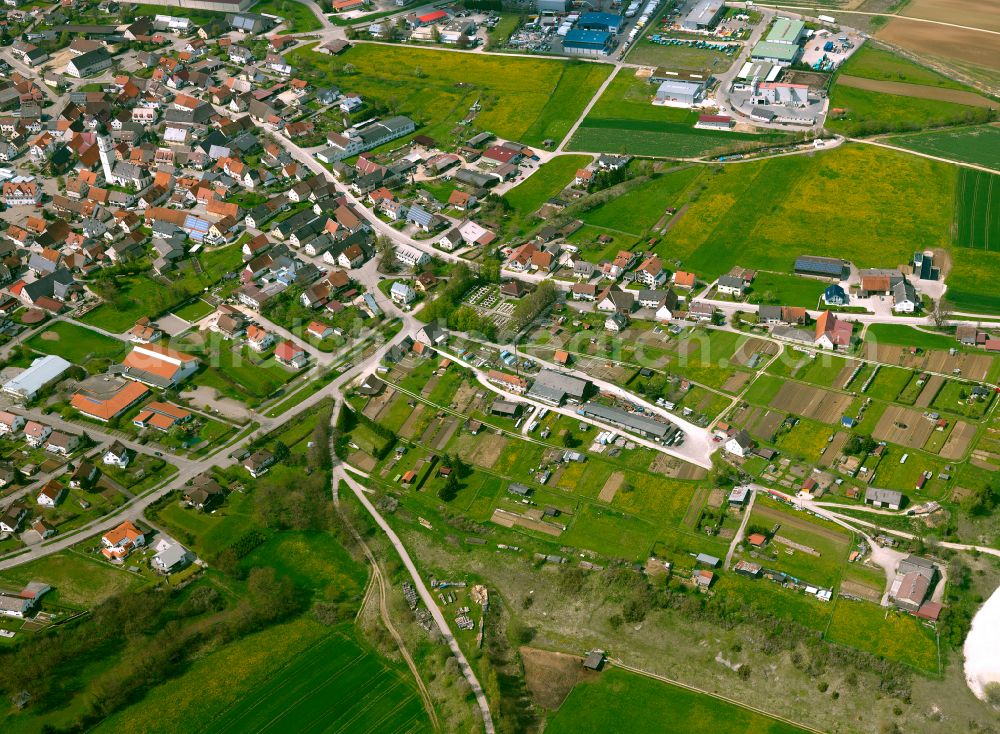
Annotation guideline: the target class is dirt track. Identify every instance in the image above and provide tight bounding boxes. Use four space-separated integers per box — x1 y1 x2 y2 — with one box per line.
837 75 997 107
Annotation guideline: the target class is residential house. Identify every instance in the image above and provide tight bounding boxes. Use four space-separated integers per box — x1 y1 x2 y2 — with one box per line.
101 520 145 561
102 440 131 468
36 480 66 507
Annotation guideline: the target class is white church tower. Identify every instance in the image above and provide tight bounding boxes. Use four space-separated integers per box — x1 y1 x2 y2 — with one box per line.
97 126 116 185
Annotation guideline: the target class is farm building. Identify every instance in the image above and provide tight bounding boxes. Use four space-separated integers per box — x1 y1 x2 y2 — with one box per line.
537 0 569 10
725 429 754 457
577 403 679 443
529 369 590 406
865 487 903 510
681 0 724 30
696 553 720 567
815 311 852 350
508 482 532 497
696 115 734 130
728 486 750 506
563 29 615 56
583 650 606 670
912 251 940 280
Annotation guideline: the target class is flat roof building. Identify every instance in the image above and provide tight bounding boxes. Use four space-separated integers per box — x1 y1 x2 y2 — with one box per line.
682 0 724 30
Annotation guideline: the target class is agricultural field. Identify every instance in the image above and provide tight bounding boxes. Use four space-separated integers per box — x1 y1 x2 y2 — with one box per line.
504 155 592 215
25 322 128 365
875 16 1000 88
954 169 1000 250
580 166 704 235
835 44 980 91
285 44 611 147
884 124 1000 171
568 70 792 158
824 598 940 674
546 666 809 734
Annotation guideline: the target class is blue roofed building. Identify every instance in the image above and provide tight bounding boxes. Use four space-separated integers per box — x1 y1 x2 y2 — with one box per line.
577 12 622 33
563 29 615 56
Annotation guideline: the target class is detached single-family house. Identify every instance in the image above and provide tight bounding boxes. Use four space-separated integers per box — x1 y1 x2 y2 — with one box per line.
724 429 754 458
103 440 131 468
274 340 308 368
36 480 66 508
101 520 145 561
390 281 416 305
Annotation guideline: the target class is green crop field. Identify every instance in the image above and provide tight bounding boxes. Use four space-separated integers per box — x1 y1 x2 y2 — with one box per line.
286 45 611 147
504 155 592 215
570 118 785 158
836 45 976 91
547 667 808 733
885 125 1000 171
208 627 428 733
581 167 703 235
95 617 428 734
824 599 939 674
26 322 128 364
955 169 1000 250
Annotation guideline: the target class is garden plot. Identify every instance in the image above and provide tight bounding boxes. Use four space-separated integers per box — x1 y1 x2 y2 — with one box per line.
729 337 779 368
868 344 993 381
721 371 751 393
873 405 935 449
914 374 945 408
770 382 852 425
939 420 977 460
598 472 626 502
818 432 848 468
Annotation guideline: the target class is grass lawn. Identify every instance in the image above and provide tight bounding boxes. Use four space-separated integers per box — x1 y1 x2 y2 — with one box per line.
825 84 990 137
504 155 592 215
154 489 258 558
0 551 143 608
864 323 959 351
547 666 809 734
187 337 300 404
824 598 939 674
580 166 703 235
863 366 912 403
746 271 824 309
25 322 127 364
745 497 852 588
242 531 367 603
251 0 321 32
713 573 834 632
885 124 1000 171
660 145 958 285
132 3 222 23
285 44 611 147
173 298 216 323
775 418 840 460
560 503 660 560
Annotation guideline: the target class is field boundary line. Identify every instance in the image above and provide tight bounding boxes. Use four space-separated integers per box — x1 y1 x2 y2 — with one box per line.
610 659 826 734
